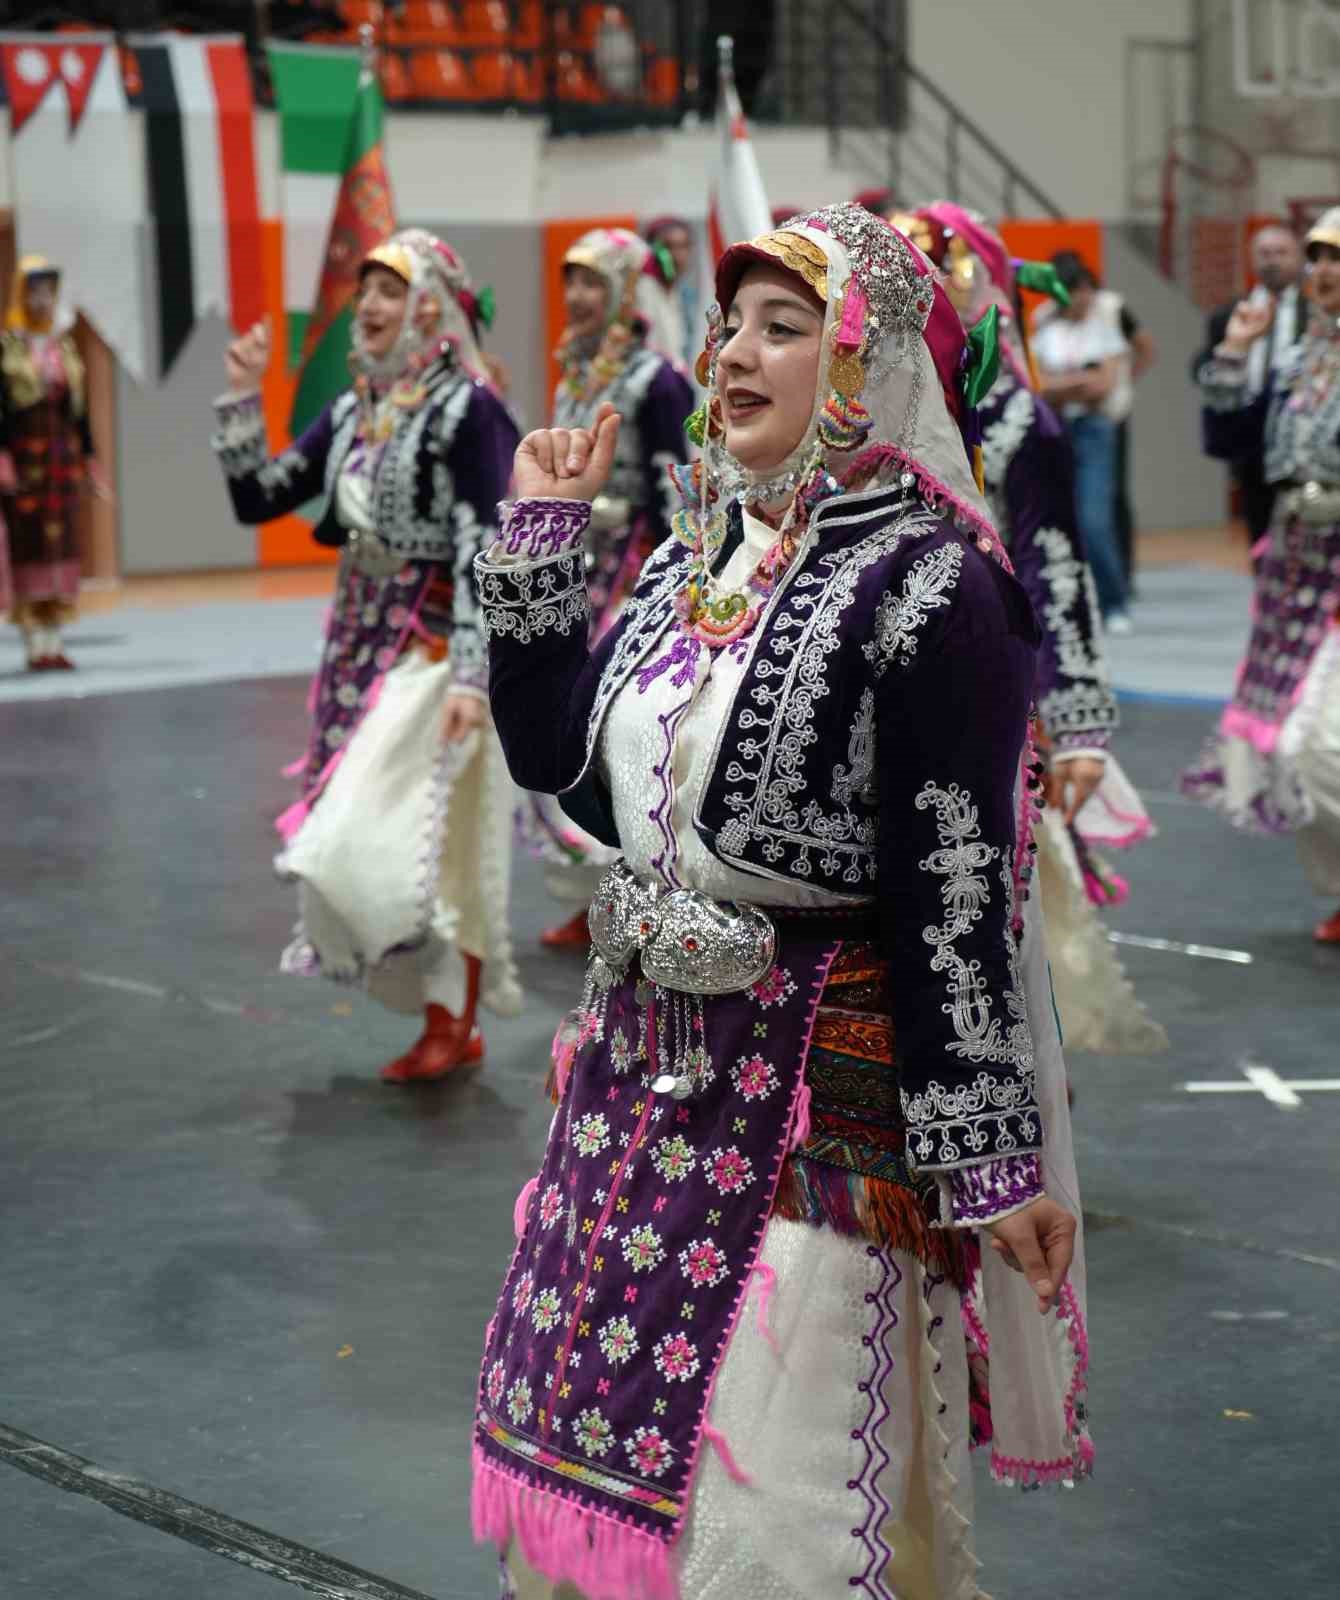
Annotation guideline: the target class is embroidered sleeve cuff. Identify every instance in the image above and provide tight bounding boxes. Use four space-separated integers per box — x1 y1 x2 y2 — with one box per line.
448 678 489 702
475 547 590 648
947 1152 1044 1226
211 389 266 477
489 498 592 564
1052 738 1111 758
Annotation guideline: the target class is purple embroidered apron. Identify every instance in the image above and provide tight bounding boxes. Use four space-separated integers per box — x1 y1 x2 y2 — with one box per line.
473 938 839 1598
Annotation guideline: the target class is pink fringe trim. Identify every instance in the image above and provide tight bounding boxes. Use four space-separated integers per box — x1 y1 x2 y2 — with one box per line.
473 1445 677 1600
280 755 307 779
1220 703 1282 755
751 1261 781 1356
701 1421 753 1486
1082 868 1129 908
513 1177 539 1241
841 441 1015 577
988 1279 1094 1489
789 1080 812 1151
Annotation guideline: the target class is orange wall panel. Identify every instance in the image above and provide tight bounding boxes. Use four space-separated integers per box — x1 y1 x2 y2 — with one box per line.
542 214 638 413
999 218 1105 331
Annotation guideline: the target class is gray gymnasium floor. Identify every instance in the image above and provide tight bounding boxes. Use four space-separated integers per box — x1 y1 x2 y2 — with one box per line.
2 562 1337 1599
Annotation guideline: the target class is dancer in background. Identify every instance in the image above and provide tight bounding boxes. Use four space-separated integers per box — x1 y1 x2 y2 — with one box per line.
0 256 107 671
522 226 694 949
644 215 700 368
907 203 1166 1055
1184 208 1340 944
211 228 523 1078
475 203 1088 1600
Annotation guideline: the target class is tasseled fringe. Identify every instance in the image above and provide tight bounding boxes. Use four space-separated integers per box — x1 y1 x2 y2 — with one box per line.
751 1261 781 1356
701 1421 753 1485
789 1081 812 1151
473 1446 677 1600
771 1155 971 1288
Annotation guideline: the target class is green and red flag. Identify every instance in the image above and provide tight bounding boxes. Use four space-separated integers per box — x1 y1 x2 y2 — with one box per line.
268 40 395 435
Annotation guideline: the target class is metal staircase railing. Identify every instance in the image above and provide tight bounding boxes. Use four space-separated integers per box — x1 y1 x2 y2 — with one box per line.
817 0 1064 218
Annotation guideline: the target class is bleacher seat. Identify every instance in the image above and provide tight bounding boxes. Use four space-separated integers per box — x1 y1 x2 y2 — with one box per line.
118 45 142 97
512 1 543 50
555 49 601 103
340 0 380 28
410 48 474 101
379 47 412 101
645 52 679 107
401 1 460 45
459 1 510 46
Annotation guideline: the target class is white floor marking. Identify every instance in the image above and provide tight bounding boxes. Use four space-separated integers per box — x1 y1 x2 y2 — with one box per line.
1183 1057 1340 1107
1109 931 1254 964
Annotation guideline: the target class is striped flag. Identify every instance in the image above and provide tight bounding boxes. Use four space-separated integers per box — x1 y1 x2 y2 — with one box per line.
0 31 148 378
707 35 771 262
130 33 263 377
283 48 395 435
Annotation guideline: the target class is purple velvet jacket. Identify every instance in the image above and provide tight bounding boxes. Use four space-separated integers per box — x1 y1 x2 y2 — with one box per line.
479 484 1045 1171
979 366 1117 750
213 360 518 687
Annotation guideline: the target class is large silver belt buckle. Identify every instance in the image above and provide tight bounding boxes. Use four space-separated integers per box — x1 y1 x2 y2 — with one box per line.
347 527 406 578
1293 480 1340 527
589 861 777 996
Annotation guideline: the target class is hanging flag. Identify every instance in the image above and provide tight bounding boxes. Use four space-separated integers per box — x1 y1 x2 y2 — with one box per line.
0 30 148 380
129 33 263 378
266 42 365 378
281 42 395 436
707 34 772 262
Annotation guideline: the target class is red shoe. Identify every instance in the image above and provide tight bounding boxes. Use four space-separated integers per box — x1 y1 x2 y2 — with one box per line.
50 653 75 671
542 909 591 949
1314 907 1340 944
411 1024 484 1080
26 656 56 672
380 1004 484 1083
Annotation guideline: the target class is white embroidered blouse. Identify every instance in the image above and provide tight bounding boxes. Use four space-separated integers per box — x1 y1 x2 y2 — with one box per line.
598 508 857 911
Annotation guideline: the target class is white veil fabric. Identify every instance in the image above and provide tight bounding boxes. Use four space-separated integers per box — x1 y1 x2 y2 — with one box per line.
354 227 494 390
705 204 1002 552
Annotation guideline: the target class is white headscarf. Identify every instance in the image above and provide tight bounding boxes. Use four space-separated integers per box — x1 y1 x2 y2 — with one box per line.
704 202 998 544
354 227 492 389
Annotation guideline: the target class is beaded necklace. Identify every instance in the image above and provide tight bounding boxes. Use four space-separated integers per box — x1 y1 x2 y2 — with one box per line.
353 334 454 445
671 440 844 650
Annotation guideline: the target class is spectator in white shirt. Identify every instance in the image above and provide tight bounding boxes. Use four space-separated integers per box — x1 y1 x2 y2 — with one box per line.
1032 254 1133 631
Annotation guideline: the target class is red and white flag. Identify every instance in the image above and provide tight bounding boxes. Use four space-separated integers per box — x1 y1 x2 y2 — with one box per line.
0 38 103 133
707 35 772 262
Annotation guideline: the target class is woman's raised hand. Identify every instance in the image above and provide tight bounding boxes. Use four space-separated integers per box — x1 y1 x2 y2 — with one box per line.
225 315 272 394
1221 297 1274 355
514 402 621 503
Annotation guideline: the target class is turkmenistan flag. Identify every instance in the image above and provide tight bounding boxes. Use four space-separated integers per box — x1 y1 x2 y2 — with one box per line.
267 42 395 434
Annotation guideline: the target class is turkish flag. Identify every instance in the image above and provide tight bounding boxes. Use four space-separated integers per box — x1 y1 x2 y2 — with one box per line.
1 42 60 134
58 43 105 133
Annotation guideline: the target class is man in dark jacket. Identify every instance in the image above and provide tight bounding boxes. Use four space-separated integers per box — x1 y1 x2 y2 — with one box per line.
1194 223 1304 545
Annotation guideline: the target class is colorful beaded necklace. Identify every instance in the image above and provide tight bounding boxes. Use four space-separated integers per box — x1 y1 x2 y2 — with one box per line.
671 440 843 650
